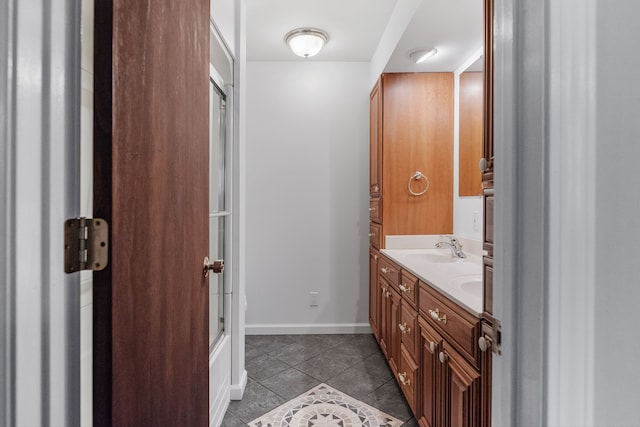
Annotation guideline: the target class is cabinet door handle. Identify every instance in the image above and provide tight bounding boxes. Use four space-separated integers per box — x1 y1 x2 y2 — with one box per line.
429 341 436 353
373 185 379 192
428 308 448 324
478 335 492 352
369 207 377 212
398 284 411 293
398 323 411 334
479 157 488 172
398 372 411 386
374 255 379 260
439 351 448 364
369 233 376 237
381 267 390 274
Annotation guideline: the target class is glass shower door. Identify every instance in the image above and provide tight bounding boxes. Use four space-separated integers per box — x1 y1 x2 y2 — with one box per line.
209 78 227 349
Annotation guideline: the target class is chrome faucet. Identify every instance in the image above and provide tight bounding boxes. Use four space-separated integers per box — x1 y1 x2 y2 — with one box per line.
435 235 466 258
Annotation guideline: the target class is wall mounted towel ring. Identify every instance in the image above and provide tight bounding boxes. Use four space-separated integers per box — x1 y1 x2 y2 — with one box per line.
408 171 429 196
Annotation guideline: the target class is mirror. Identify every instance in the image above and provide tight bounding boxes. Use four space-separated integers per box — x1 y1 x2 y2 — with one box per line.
382 0 485 240
458 56 484 197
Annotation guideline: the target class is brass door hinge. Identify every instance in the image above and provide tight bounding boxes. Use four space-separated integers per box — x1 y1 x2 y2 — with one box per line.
64 217 109 273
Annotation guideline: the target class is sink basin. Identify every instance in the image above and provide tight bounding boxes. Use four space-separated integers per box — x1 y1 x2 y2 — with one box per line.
449 275 482 295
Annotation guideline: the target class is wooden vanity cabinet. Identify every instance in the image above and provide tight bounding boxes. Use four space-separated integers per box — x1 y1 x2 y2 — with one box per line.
368 73 454 251
373 254 490 427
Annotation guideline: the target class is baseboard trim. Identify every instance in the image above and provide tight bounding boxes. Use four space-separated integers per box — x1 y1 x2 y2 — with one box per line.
245 323 372 335
229 369 247 401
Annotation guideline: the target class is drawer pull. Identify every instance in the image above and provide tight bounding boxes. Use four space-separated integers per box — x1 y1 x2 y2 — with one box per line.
381 287 387 297
369 233 376 238
398 323 411 334
373 185 379 192
478 335 491 352
428 308 448 324
381 267 390 274
439 351 448 364
369 207 377 212
429 341 436 353
398 283 412 293
374 255 379 260
398 372 411 386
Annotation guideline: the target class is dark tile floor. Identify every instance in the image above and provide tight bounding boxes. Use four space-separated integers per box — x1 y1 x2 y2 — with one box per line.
222 334 418 427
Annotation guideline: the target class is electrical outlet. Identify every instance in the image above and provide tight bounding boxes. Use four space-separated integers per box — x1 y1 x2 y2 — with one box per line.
309 292 319 307
473 211 480 232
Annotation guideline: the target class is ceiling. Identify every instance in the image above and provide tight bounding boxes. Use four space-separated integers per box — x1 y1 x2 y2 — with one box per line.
245 0 483 72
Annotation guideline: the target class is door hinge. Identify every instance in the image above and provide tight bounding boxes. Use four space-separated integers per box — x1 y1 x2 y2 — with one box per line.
489 319 502 355
64 217 109 273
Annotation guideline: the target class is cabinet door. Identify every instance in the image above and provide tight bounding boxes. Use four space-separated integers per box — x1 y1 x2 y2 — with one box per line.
419 319 443 427
379 279 390 357
388 287 402 373
370 78 382 196
441 343 481 427
369 248 380 340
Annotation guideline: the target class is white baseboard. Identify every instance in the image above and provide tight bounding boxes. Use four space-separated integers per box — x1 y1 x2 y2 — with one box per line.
229 369 247 401
245 323 372 335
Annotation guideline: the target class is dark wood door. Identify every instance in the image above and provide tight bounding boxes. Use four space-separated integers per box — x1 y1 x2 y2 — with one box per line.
93 0 210 425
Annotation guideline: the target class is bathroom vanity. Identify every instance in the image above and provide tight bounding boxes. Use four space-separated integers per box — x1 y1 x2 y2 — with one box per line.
370 242 492 427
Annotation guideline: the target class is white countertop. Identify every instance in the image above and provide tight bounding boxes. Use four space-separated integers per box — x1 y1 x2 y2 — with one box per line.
381 248 483 316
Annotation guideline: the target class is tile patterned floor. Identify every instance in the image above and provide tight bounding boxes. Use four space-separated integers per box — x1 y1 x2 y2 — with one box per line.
222 334 418 427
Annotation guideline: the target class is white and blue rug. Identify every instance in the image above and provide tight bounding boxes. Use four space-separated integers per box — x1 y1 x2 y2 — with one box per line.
248 383 402 427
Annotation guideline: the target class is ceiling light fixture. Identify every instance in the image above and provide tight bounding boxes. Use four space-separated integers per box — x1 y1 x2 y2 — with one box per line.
409 48 438 64
285 28 329 58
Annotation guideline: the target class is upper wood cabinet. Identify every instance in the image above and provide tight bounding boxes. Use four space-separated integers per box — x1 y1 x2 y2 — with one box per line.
370 73 454 247
370 78 383 197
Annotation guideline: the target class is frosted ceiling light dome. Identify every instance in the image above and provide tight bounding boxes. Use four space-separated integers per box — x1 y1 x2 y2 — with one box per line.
285 28 329 58
409 48 438 64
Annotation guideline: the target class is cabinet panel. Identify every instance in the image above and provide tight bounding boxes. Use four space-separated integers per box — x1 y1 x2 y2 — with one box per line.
419 317 443 427
379 255 401 291
399 303 419 361
370 197 381 224
369 223 382 249
400 270 418 309
379 278 391 358
442 342 481 427
381 73 454 237
482 256 493 315
370 78 382 197
388 287 402 373
483 188 494 254
369 248 380 340
398 344 419 415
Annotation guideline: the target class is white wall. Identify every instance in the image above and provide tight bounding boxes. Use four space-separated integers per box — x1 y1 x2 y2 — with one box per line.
245 61 370 334
593 1 640 424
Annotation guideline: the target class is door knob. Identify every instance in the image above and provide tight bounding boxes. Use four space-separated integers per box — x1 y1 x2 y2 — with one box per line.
203 257 224 277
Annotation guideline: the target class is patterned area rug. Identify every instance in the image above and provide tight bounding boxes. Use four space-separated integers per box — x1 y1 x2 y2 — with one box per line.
248 383 403 427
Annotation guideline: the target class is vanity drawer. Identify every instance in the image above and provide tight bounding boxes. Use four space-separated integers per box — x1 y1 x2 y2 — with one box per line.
419 282 481 367
399 270 418 308
399 303 419 361
369 197 381 223
378 256 401 289
397 343 418 415
369 223 382 249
